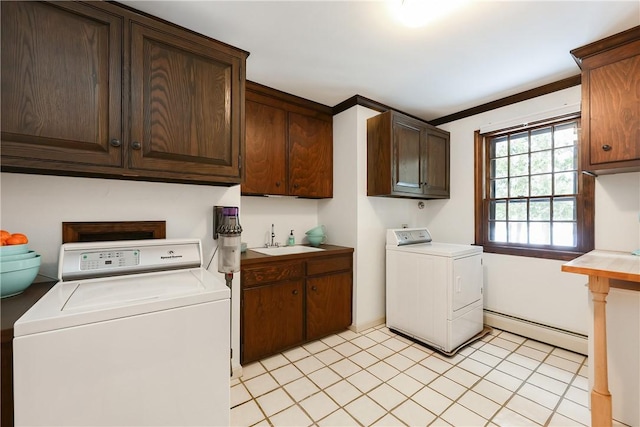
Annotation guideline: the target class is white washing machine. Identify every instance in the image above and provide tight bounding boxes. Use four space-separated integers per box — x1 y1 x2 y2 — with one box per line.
13 239 230 426
386 228 483 353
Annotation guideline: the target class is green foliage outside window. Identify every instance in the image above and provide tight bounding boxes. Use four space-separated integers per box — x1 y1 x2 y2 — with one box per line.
487 120 579 248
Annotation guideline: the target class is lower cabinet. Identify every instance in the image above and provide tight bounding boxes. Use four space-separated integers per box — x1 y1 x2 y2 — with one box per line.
241 251 353 364
242 280 304 364
306 272 352 341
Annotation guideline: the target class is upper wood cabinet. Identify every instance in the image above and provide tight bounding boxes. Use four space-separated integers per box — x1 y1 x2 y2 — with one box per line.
1 2 123 169
243 81 333 198
367 110 450 199
1 1 248 185
571 26 640 175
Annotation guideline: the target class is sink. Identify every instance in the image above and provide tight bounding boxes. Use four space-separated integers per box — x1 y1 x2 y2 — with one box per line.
251 246 325 256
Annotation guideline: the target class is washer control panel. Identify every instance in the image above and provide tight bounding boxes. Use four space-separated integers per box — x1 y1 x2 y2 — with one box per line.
58 239 203 281
80 250 140 271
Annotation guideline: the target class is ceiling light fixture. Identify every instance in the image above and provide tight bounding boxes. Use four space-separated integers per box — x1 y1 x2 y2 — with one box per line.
389 0 470 28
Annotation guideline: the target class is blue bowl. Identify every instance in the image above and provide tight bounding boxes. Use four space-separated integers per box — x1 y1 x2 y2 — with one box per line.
305 225 326 237
0 244 29 256
307 235 325 247
0 254 41 298
0 250 37 262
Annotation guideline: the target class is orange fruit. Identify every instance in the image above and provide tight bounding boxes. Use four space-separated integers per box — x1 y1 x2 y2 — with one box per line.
6 233 28 245
0 230 9 241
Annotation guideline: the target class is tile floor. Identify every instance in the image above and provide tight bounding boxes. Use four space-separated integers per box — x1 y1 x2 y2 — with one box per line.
231 325 626 426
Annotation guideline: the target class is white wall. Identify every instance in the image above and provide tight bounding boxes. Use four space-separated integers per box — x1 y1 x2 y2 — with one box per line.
319 105 428 331
240 196 319 248
435 85 640 338
0 172 245 373
592 171 640 426
594 172 640 251
434 87 583 335
603 287 640 426
5 85 637 374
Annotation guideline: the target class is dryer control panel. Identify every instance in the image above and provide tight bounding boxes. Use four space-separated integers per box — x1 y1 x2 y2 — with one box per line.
387 228 433 246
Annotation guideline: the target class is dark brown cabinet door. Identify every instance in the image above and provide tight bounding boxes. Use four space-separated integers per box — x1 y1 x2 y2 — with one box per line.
587 52 640 165
392 115 423 195
1 1 123 169
572 27 640 174
241 280 304 364
289 112 333 198
129 22 243 181
306 271 352 341
243 99 287 195
423 128 450 197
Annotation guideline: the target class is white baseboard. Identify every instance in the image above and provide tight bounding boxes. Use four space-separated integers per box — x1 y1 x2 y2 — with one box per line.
350 317 386 333
484 310 587 355
231 363 243 380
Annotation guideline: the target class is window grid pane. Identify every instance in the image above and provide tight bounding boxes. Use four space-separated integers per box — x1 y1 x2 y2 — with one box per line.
487 119 579 248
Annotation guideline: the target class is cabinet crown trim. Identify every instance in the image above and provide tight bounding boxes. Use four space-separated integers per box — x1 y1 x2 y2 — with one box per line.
570 25 640 67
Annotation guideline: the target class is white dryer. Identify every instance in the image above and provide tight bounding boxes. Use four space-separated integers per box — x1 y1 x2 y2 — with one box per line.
386 228 483 353
13 239 230 426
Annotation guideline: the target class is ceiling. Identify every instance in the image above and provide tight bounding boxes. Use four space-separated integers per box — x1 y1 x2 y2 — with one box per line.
121 0 639 121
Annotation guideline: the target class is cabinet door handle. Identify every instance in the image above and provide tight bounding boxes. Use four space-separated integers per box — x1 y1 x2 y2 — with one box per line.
602 144 612 151
292 289 298 295
131 141 142 150
275 181 281 187
293 183 299 189
110 138 122 147
311 286 317 291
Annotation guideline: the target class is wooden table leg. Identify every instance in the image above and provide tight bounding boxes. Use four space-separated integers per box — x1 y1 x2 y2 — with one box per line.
589 275 612 427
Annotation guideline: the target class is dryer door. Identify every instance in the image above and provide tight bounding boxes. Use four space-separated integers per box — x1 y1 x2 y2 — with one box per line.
451 254 483 313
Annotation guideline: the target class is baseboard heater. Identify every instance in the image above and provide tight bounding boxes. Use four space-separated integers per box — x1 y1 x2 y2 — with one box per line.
484 310 587 355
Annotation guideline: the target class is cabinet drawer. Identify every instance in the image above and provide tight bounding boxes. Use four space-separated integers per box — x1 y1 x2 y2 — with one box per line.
306 255 352 276
242 261 304 287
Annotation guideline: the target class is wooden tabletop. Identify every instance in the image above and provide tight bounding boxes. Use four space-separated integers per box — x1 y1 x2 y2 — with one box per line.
562 250 640 283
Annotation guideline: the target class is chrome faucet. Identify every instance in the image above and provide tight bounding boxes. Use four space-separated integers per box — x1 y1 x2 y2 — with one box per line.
271 224 276 246
265 224 280 247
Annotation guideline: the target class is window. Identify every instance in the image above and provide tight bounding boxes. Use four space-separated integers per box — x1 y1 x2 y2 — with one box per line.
474 116 594 260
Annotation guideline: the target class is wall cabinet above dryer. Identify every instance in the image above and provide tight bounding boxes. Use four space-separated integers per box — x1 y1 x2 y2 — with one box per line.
367 110 450 199
0 1 248 186
243 82 333 198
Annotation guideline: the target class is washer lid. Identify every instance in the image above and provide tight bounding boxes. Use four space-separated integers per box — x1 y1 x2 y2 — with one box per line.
64 270 212 311
14 268 229 337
